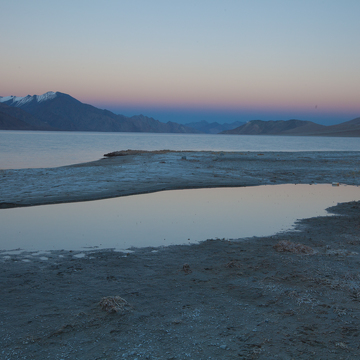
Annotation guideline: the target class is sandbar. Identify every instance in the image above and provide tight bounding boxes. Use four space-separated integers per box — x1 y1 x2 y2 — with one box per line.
1 150 359 208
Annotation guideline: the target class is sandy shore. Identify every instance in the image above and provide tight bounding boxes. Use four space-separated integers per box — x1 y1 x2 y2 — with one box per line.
1 200 360 359
1 151 360 359
1 150 359 208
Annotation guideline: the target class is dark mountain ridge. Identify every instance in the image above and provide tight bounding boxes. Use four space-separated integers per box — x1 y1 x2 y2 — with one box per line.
313 117 360 137
184 120 245 134
1 92 359 136
0 102 55 130
222 118 360 137
0 107 35 130
0 92 198 133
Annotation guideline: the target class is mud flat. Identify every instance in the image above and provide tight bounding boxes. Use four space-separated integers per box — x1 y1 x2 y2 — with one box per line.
1 150 360 359
0 150 359 208
0 200 360 359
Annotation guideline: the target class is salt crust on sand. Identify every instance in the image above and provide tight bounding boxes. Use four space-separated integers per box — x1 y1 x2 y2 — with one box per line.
1 151 359 208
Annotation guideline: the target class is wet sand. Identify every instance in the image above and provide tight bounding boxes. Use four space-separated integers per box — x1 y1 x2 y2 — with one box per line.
1 201 360 359
1 150 359 208
1 151 360 359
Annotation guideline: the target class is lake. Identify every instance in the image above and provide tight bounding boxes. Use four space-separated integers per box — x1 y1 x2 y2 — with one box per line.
1 131 359 253
1 184 359 252
1 130 359 169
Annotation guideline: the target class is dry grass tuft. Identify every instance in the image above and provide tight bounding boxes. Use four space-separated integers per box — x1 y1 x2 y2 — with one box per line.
335 341 349 350
225 260 242 268
326 249 358 256
182 263 192 274
273 241 315 255
99 296 130 313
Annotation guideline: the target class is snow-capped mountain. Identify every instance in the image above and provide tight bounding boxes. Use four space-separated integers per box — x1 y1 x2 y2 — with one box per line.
0 91 198 133
0 91 57 107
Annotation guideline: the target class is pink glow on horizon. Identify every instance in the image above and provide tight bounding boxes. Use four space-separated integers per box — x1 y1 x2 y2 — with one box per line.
86 95 360 116
1 1 360 127
1 82 359 121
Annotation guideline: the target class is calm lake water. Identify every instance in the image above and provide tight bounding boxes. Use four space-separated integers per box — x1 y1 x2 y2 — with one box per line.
1 131 359 253
1 184 359 252
1 130 359 169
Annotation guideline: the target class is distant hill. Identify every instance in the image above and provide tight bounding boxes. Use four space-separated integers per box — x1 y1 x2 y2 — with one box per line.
313 117 360 137
0 92 198 133
221 119 360 137
184 120 245 134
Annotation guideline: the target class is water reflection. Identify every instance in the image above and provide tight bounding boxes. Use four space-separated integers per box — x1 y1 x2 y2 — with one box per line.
1 184 359 251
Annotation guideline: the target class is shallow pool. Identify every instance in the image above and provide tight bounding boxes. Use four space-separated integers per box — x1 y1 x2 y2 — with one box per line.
1 184 359 251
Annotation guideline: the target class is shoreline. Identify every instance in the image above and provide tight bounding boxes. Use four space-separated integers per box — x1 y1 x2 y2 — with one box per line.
1 150 359 208
1 200 360 358
1 150 360 358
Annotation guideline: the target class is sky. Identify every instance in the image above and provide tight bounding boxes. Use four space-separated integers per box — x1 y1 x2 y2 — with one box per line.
1 0 360 125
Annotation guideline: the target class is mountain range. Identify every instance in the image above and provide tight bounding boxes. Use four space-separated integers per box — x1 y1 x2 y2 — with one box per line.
184 120 245 134
1 91 359 136
221 119 360 137
0 92 198 133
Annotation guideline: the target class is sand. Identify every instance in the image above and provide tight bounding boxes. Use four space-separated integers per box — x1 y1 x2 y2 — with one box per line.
1 151 360 359
1 150 359 208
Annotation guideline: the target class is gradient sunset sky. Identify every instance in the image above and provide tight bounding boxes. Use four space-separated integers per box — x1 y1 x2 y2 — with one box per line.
1 0 359 125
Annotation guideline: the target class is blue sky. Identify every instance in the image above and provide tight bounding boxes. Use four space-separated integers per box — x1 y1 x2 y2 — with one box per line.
1 0 360 125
